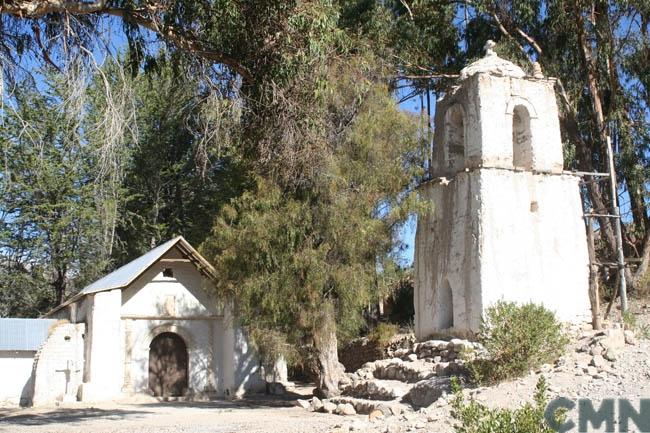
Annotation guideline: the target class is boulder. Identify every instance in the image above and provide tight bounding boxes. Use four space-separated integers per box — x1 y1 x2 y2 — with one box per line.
624 330 638 345
590 354 607 369
322 401 338 414
599 328 625 351
336 403 357 416
603 348 618 362
312 396 324 412
406 377 452 408
295 399 312 410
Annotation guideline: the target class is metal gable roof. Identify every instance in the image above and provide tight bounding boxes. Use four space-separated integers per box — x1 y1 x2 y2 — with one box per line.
45 236 217 316
80 237 180 296
0 318 57 351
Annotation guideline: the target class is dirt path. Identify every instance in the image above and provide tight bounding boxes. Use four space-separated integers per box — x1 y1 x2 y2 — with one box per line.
0 399 349 433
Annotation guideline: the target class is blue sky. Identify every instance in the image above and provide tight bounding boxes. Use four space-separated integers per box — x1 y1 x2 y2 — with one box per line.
394 89 433 268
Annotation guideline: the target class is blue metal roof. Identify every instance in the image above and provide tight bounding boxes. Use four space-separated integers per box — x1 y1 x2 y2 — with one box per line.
0 318 57 351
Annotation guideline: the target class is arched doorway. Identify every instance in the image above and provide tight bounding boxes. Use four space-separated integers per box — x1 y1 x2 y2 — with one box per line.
148 332 188 397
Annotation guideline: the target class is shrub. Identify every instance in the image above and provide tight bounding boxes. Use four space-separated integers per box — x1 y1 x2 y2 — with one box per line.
368 322 400 349
451 376 562 433
622 310 650 340
469 301 568 384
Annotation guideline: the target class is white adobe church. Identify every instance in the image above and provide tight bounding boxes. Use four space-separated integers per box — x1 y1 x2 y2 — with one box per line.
414 42 591 339
0 236 266 406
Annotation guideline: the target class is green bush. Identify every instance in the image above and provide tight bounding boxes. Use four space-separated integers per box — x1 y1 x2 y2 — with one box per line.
469 301 568 384
368 322 400 349
451 376 562 433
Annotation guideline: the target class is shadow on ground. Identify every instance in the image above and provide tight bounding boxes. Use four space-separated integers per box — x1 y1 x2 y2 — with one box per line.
0 389 311 426
0 408 151 426
140 388 309 409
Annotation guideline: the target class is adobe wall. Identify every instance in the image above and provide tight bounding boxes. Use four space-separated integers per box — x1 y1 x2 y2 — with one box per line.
0 350 37 406
78 289 123 402
414 169 591 339
120 250 264 398
31 322 85 406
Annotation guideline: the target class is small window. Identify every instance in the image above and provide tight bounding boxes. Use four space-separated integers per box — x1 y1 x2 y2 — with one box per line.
163 268 174 278
64 336 71 341
512 105 533 169
444 104 466 173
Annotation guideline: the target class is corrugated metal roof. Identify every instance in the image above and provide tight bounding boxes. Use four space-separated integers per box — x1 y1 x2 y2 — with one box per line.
80 236 181 296
0 318 57 351
44 236 218 317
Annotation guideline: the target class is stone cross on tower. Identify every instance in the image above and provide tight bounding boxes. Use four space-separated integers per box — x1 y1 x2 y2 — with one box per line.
483 39 497 56
413 43 591 339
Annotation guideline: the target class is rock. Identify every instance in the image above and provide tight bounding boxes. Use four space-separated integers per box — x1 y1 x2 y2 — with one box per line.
586 366 598 376
600 328 625 351
624 330 638 345
337 403 357 416
384 425 403 433
323 401 338 414
589 345 603 356
407 353 418 362
369 409 385 422
603 348 618 362
349 421 367 431
406 377 451 407
590 354 607 369
296 399 312 410
267 382 286 395
312 396 324 412
375 404 393 417
345 378 411 400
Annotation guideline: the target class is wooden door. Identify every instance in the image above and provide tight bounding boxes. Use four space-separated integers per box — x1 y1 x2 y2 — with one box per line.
148 332 188 397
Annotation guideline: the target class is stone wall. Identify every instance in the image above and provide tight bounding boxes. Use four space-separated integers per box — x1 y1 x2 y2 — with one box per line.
31 322 84 406
339 334 415 373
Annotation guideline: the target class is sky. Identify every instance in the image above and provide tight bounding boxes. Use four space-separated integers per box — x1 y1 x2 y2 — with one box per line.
394 88 435 268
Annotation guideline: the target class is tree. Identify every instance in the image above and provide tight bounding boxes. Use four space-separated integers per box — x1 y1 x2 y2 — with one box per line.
201 61 423 396
100 59 251 264
0 73 109 315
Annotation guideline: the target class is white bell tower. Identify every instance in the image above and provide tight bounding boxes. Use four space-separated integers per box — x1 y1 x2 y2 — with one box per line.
413 42 591 338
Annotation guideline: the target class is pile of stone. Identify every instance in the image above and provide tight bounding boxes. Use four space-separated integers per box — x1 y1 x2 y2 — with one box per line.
338 333 416 373
300 337 484 416
574 326 636 378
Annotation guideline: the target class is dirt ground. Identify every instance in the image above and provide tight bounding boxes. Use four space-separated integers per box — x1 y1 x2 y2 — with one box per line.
0 392 349 433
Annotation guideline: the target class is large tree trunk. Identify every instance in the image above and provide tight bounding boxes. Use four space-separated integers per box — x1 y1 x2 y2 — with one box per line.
313 304 346 398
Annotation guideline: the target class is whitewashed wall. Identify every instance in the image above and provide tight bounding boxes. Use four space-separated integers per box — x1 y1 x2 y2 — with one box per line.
32 323 85 406
0 351 36 405
120 247 264 398
415 62 591 339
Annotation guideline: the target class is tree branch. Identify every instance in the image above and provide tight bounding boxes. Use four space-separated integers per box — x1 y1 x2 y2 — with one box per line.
0 0 253 81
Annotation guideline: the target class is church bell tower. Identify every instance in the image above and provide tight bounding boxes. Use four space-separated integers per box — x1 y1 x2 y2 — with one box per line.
413 42 591 338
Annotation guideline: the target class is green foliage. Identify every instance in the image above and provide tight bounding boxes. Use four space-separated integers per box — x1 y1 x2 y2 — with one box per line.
201 64 422 365
0 73 110 314
451 376 562 433
99 60 251 265
622 311 650 340
368 322 400 349
622 310 637 330
469 302 568 384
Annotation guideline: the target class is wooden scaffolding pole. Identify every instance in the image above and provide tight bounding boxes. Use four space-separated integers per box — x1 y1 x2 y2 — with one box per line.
585 215 602 329
606 136 628 313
